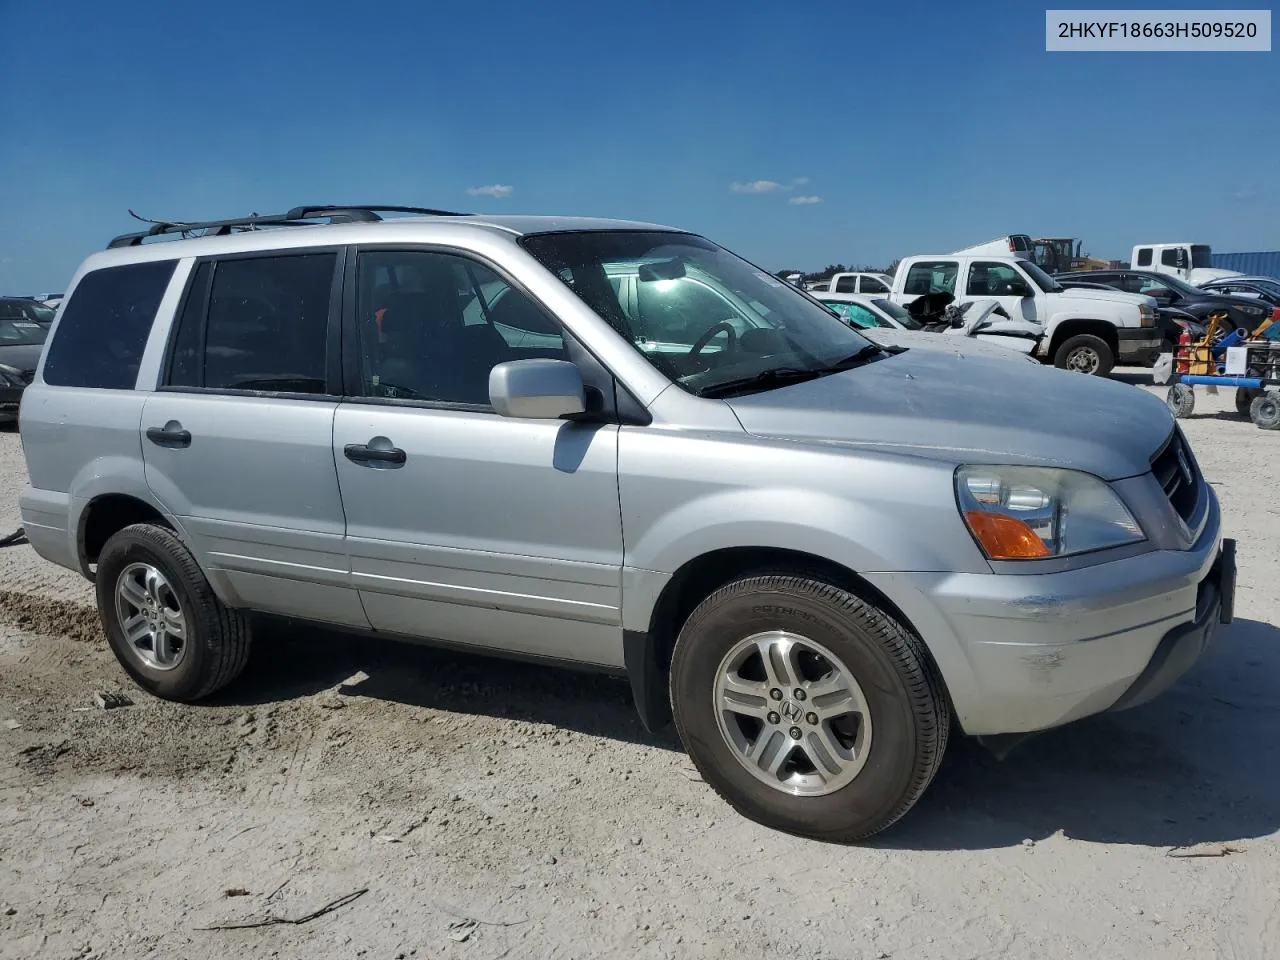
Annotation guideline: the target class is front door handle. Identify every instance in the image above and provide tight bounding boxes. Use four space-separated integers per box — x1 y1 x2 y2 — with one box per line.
146 422 192 449
343 441 407 467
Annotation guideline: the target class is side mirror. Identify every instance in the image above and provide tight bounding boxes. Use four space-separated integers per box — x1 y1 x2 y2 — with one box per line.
1008 281 1033 297
489 359 586 420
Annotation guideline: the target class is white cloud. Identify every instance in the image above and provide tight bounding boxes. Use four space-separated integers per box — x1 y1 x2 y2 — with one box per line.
467 184 514 199
730 180 783 194
788 195 823 205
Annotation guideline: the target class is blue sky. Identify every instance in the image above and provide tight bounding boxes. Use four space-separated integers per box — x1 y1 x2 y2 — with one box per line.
1 0 1276 292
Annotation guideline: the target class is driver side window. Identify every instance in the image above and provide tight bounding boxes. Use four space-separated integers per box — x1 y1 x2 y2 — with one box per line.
355 249 569 408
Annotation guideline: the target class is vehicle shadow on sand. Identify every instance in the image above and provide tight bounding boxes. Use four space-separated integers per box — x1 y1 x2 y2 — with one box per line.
214 616 684 752
877 617 1280 851
215 616 1280 850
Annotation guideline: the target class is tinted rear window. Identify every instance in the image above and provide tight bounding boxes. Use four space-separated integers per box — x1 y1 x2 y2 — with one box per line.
42 260 176 389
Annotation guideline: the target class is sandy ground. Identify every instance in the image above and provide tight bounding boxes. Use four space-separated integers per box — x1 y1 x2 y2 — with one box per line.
1 371 1278 960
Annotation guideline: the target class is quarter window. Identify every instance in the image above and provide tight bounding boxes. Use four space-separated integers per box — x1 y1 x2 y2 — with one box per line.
166 253 336 394
903 261 958 296
42 260 177 390
355 250 568 407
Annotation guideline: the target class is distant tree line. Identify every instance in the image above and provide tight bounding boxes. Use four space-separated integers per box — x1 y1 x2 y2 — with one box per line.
774 260 901 283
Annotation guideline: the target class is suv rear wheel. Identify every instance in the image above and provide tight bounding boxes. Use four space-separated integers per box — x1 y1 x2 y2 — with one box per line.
95 523 252 701
669 574 949 841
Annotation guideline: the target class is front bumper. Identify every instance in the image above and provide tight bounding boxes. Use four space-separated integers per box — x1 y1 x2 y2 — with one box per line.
865 491 1231 736
1110 537 1235 711
1116 327 1167 364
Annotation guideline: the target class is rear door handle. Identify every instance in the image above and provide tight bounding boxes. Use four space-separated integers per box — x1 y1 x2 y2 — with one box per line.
146 423 192 449
343 442 406 467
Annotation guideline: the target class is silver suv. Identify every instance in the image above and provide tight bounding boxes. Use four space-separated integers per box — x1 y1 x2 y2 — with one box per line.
19 205 1236 840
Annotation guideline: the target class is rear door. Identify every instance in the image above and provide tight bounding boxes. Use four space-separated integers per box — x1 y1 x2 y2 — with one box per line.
140 248 368 627
897 259 959 308
332 246 624 666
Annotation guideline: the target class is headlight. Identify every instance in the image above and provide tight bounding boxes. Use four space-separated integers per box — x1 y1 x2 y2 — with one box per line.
0 364 23 387
1138 303 1155 327
956 465 1144 560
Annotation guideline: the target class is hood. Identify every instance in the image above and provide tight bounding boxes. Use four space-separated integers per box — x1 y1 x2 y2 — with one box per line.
1055 286 1152 307
0 342 44 375
725 348 1173 481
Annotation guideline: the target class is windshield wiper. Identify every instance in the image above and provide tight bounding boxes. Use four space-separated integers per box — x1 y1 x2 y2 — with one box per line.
823 343 884 369
696 367 827 398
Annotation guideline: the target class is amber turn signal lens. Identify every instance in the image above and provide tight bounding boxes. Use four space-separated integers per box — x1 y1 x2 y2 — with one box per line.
964 511 1051 560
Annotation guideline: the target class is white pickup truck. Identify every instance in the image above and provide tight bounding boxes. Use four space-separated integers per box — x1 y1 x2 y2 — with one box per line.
888 253 1163 375
1130 242 1243 287
804 271 894 296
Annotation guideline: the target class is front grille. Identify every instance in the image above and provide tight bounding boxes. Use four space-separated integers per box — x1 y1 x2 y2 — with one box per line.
1151 427 1200 522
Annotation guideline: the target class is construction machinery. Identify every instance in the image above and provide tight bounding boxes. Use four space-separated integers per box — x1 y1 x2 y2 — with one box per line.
1032 238 1116 275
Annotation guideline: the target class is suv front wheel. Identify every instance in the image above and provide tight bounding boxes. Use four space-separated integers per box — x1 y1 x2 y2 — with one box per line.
95 523 252 701
669 574 950 841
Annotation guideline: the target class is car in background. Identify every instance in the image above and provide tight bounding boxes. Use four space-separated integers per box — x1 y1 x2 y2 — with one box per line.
1198 276 1280 308
0 297 58 328
815 292 1042 364
0 313 49 423
813 292 922 330
1058 268 1273 336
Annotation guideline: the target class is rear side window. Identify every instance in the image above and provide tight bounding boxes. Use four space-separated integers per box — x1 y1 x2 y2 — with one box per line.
903 261 958 296
834 275 857 293
1161 248 1181 267
42 260 176 389
166 253 337 394
1135 247 1152 266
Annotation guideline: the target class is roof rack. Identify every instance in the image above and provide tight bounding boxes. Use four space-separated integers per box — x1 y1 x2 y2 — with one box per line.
106 205 470 249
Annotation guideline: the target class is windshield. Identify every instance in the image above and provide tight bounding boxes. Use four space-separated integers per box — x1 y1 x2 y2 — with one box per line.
1149 272 1203 297
871 298 922 330
1190 245 1213 269
519 231 876 395
0 317 49 346
1017 260 1062 293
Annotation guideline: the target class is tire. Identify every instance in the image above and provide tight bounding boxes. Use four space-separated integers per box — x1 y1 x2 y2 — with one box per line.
95 523 252 701
1250 391 1280 430
669 574 950 842
1235 367 1263 419
1053 334 1114 377
1236 387 1259 418
1166 383 1195 419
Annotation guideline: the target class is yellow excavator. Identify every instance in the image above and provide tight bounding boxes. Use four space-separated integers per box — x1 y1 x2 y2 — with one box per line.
1032 238 1115 275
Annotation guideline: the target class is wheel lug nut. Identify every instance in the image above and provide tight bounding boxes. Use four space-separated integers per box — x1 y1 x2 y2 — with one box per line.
806 712 818 725
789 726 803 740
769 688 783 701
793 688 806 701
767 711 781 725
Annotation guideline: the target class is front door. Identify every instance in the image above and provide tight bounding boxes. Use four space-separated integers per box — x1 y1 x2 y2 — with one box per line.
332 247 625 667
962 260 1041 327
141 250 368 627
